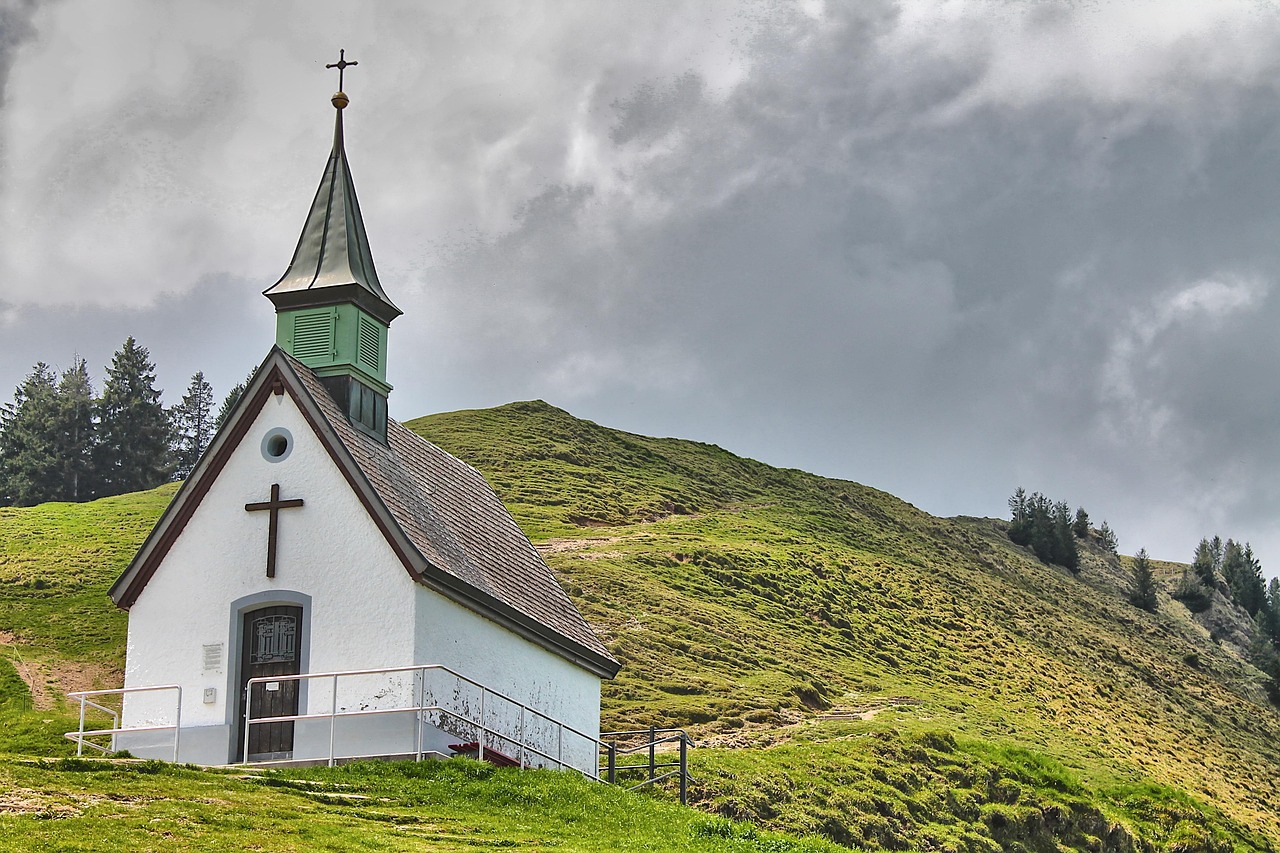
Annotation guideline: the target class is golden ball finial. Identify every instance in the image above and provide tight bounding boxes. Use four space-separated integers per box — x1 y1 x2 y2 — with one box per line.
332 91 349 109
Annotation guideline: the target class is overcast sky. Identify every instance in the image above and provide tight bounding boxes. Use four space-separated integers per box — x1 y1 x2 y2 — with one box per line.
6 0 1280 571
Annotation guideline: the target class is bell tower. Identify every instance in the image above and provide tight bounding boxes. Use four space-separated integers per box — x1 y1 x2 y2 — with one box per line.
263 51 401 441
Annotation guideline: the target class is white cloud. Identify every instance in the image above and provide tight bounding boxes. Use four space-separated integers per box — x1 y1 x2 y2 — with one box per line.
1099 275 1268 444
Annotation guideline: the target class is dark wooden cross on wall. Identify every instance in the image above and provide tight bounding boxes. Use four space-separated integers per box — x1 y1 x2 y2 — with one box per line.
245 483 304 578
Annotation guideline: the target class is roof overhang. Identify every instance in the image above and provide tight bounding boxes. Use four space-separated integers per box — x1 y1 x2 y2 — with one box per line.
266 282 402 325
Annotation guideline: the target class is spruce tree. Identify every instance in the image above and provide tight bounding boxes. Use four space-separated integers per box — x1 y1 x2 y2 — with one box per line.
1073 507 1090 539
1264 579 1280 648
95 337 172 496
214 370 255 430
1028 492 1056 564
1191 538 1218 587
1008 488 1032 546
0 363 62 505
1098 521 1118 555
1233 544 1266 616
1008 489 1083 572
1129 548 1158 612
171 371 215 480
53 358 96 501
1052 500 1079 572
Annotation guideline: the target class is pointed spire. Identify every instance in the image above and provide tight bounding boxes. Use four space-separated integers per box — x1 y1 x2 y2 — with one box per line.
264 79 401 324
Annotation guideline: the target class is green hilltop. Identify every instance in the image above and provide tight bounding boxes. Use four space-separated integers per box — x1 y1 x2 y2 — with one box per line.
0 399 1277 851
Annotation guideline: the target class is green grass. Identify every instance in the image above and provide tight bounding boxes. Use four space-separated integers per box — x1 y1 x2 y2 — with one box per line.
0 757 842 852
1 400 1279 849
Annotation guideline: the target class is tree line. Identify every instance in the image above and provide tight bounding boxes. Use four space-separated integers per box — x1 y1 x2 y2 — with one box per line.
0 338 246 507
1007 487 1117 574
1170 535 1280 700
1007 487 1155 612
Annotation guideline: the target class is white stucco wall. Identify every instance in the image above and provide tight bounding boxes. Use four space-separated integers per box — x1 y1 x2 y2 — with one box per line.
121 391 418 763
119 386 604 772
413 588 602 772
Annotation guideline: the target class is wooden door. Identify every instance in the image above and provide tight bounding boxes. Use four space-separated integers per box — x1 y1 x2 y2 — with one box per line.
236 605 302 760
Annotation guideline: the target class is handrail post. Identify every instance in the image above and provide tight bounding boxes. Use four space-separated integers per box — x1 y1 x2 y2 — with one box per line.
679 734 688 805
478 688 485 763
414 667 424 762
329 673 338 767
607 742 616 785
648 725 656 783
519 706 526 769
242 688 252 764
557 725 563 770
76 696 86 757
172 687 182 763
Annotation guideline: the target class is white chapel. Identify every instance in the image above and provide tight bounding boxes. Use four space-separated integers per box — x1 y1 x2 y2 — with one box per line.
103 58 619 770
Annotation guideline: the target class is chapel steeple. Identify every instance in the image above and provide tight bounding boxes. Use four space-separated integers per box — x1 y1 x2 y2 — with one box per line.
264 51 400 441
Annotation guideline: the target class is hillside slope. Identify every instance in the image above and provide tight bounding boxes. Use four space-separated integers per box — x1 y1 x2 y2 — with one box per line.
0 400 1276 850
407 401 1280 847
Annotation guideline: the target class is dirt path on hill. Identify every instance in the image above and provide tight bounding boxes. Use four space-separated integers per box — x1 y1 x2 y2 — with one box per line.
537 536 633 558
3 636 119 710
8 656 54 709
697 698 926 750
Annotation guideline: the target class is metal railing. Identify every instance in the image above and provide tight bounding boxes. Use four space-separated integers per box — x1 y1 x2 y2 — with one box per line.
600 726 694 804
61 671 697 807
242 664 601 777
64 685 182 761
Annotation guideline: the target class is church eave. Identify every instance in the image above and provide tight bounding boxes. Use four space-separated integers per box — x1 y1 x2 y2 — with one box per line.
266 282 402 325
409 563 622 679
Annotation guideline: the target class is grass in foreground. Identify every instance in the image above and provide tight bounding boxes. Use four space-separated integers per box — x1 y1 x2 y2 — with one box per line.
0 756 839 853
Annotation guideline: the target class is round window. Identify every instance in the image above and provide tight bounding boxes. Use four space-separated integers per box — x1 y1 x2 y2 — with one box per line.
261 428 293 463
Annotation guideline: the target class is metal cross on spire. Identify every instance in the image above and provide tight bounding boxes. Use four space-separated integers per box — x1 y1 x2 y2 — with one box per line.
326 48 358 92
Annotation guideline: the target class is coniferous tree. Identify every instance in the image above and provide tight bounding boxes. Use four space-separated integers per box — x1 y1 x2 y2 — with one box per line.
1219 540 1266 614
1028 492 1057 564
1008 488 1031 546
1098 521 1118 555
1262 579 1280 648
1052 500 1079 572
1007 489 1082 572
1191 537 1219 587
1173 567 1213 613
171 371 215 480
1129 548 1158 612
214 370 255 430
1073 507 1090 539
1222 539 1245 593
95 337 171 496
0 363 62 506
52 358 97 501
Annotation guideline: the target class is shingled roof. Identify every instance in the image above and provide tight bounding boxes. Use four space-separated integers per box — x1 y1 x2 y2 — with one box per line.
110 348 619 679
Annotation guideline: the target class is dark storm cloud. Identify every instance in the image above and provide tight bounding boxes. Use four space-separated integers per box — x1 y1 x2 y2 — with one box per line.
408 3 1280 566
5 1 1280 568
0 0 37 106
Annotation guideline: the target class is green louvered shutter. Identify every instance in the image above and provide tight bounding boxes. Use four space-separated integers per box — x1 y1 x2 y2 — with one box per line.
292 311 334 362
357 315 381 373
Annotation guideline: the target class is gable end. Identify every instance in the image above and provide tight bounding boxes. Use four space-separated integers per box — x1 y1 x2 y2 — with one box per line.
109 350 423 609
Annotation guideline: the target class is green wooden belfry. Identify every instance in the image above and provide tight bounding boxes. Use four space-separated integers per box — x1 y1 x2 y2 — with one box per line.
264 53 401 441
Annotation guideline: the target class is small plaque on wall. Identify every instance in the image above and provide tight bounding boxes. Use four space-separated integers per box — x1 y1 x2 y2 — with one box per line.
202 643 224 673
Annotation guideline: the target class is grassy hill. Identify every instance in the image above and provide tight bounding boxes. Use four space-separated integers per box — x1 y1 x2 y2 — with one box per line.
1 400 1278 850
